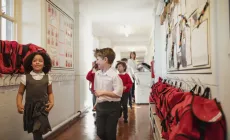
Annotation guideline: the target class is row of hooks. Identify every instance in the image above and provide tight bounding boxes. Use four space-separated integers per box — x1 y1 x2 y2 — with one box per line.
163 76 218 92
0 73 76 87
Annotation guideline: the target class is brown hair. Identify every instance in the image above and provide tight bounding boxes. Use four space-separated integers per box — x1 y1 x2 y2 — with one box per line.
94 48 116 64
116 61 127 72
130 51 136 60
121 58 128 62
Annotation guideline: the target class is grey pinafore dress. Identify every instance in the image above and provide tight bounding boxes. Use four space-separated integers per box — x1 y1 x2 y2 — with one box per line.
23 74 51 134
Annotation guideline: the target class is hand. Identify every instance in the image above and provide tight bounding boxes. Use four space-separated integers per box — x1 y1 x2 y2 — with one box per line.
95 90 104 97
123 86 127 90
45 102 54 112
17 104 24 114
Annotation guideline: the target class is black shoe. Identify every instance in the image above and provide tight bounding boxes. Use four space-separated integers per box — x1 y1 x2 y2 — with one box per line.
124 120 128 123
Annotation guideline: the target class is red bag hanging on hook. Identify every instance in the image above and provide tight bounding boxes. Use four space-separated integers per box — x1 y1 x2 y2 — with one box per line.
0 40 14 74
191 88 227 140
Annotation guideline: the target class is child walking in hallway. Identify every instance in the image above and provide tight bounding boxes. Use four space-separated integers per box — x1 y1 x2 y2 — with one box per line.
121 58 134 109
16 52 54 140
86 61 99 111
94 48 123 140
116 61 132 123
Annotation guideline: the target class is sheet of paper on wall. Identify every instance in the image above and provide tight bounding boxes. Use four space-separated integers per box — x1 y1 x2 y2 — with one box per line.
191 20 209 66
181 38 187 67
167 36 172 69
176 24 180 48
177 2 182 15
185 27 192 65
190 11 198 29
173 5 178 26
174 41 178 69
172 26 176 43
198 0 207 7
186 0 198 16
181 0 186 15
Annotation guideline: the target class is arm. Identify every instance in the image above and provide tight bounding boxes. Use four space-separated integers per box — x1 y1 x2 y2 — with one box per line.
86 70 95 82
46 75 54 112
16 83 25 114
95 76 123 98
46 84 54 112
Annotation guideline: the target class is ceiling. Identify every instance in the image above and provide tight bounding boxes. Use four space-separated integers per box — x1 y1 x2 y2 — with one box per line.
77 0 156 50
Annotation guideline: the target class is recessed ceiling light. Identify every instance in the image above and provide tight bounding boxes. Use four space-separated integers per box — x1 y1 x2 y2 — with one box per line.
120 25 132 37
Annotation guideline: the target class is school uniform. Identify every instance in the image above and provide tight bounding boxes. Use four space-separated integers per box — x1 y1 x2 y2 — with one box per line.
86 69 96 106
94 68 123 140
118 73 133 122
126 65 134 108
21 71 52 140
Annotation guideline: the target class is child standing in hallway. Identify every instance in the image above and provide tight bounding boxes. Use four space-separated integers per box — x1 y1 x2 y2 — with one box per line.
121 58 134 109
86 61 99 111
16 52 54 140
94 48 123 140
116 61 132 123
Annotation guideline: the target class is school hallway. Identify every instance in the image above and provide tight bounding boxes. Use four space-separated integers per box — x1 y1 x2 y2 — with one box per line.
46 105 153 140
1 0 230 140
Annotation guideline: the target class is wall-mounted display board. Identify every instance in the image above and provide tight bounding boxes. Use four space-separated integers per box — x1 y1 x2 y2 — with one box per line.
46 0 74 69
163 0 210 73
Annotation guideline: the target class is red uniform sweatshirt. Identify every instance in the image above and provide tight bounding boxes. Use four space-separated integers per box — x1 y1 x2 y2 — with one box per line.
86 70 95 93
118 73 133 93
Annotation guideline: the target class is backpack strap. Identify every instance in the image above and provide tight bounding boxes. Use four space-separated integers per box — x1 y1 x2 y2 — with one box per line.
190 84 197 93
2 41 11 67
22 44 29 58
201 87 210 99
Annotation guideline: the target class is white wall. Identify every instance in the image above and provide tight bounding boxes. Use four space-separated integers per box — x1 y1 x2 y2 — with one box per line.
113 47 122 67
0 0 94 139
78 13 95 110
153 0 230 138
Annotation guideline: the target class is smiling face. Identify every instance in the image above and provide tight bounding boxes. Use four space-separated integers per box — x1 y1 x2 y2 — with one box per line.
31 54 44 72
96 56 106 70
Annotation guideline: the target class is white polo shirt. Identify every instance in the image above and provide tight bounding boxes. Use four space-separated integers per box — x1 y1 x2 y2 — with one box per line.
94 68 123 103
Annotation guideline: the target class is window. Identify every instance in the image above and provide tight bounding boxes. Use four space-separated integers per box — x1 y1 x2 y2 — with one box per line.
0 0 15 40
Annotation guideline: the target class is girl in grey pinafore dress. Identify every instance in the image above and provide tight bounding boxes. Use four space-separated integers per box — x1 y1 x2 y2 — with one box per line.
24 74 51 134
17 52 53 140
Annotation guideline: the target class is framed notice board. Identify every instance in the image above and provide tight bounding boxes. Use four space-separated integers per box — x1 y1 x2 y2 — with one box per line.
46 0 74 69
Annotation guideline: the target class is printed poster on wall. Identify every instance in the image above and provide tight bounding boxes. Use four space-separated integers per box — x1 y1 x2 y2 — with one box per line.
46 1 74 69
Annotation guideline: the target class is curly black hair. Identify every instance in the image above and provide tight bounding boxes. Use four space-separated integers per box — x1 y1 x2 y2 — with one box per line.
23 52 52 74
115 61 127 72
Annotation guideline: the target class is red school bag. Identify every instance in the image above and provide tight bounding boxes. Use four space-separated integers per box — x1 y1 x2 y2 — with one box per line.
169 92 200 140
191 87 226 140
15 43 46 74
0 40 14 74
169 87 227 140
21 43 46 61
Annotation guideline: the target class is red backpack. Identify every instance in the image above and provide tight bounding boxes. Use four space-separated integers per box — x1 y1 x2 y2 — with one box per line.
17 43 46 74
0 41 47 74
169 88 226 140
0 41 14 74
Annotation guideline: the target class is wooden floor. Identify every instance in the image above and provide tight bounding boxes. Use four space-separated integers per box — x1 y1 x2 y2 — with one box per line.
52 104 153 140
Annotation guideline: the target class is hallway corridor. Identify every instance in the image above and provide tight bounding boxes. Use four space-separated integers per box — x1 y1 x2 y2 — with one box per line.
49 105 153 140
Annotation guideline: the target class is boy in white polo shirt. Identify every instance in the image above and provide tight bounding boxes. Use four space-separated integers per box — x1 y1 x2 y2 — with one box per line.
94 48 123 140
